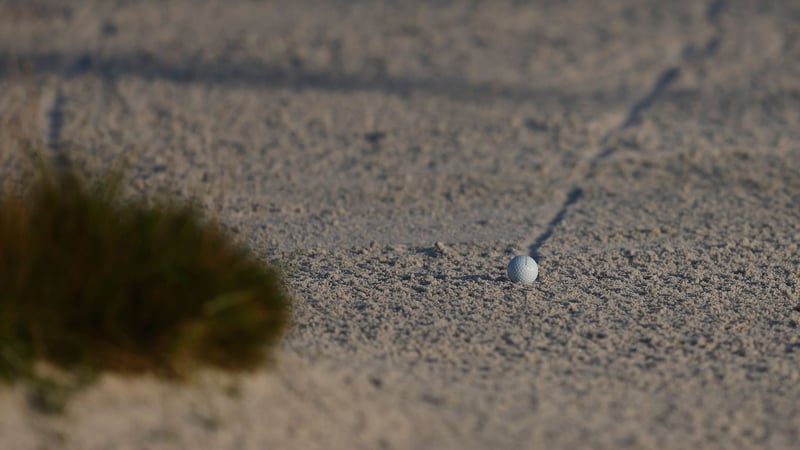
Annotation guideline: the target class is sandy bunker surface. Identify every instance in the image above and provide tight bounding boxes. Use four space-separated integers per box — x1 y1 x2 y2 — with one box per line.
1 0 799 449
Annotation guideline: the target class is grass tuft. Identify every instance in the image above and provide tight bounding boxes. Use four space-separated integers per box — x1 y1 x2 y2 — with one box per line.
0 155 290 381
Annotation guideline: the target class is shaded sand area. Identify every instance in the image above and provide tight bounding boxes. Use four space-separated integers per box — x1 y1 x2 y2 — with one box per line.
1 1 799 448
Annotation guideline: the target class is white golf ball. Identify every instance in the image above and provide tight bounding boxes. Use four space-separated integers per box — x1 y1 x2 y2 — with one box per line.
507 255 538 284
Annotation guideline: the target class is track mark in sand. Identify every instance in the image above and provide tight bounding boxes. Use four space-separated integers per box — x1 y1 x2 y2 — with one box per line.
618 67 681 130
43 90 72 170
529 187 582 259
529 66 681 259
529 0 726 260
706 0 727 26
703 0 727 55
43 55 93 168
592 67 681 162
45 92 66 150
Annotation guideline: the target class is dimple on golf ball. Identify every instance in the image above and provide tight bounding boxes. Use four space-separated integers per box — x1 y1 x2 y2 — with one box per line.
507 255 538 284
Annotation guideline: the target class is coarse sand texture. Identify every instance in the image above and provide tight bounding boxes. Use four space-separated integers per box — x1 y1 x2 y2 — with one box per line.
0 0 799 449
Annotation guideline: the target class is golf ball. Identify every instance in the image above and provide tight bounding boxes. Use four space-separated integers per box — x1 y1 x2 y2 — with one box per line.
507 255 538 284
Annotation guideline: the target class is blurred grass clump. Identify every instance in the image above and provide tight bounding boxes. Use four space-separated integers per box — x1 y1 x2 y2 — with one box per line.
0 156 290 382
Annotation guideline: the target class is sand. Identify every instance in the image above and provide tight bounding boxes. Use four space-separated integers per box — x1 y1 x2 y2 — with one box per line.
0 0 799 448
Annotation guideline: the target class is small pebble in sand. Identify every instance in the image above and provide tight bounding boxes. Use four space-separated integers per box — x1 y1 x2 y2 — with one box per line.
507 255 538 284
